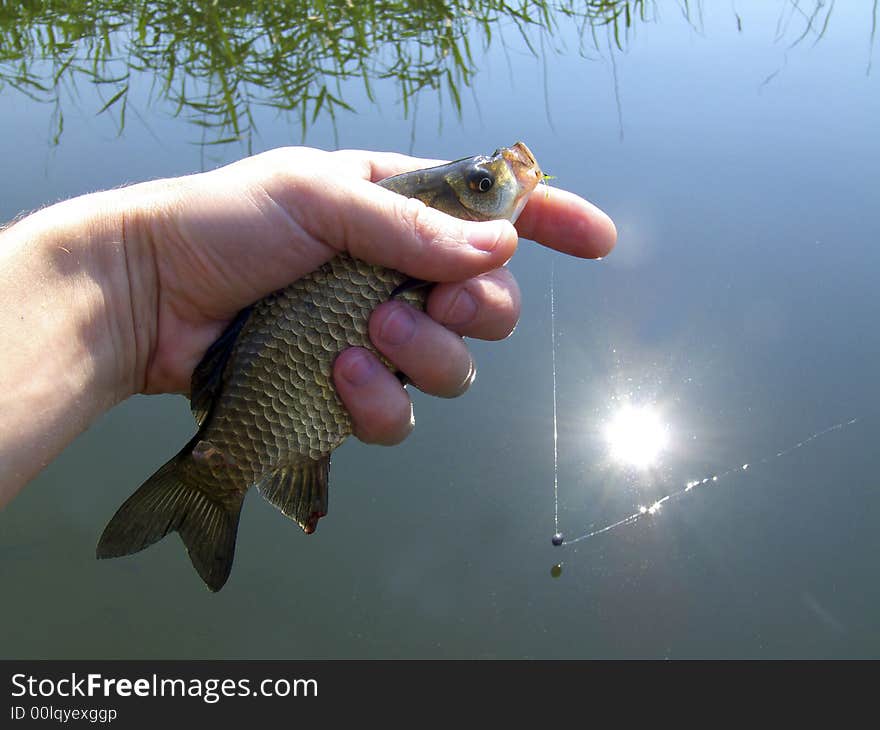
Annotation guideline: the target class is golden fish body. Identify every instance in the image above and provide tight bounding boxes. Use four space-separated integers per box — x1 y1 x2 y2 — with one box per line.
97 142 542 591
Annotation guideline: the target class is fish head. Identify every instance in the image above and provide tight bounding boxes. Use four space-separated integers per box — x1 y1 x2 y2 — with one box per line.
444 141 542 223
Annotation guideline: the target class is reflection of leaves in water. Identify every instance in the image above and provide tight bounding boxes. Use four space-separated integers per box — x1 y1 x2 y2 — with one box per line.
869 0 878 75
0 1 871 146
775 0 835 48
0 0 670 146
759 0 861 89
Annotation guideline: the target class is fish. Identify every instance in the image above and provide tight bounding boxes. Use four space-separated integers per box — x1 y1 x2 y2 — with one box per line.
96 142 543 591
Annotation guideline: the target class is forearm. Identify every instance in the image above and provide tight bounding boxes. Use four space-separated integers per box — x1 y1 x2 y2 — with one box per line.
0 191 139 505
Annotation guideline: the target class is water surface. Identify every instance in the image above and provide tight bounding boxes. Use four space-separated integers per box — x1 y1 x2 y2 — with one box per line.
1 1 878 658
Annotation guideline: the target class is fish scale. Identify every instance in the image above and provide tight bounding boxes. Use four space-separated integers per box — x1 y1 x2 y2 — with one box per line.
215 255 416 464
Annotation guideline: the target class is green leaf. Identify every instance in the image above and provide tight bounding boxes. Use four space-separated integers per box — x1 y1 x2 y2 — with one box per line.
96 85 128 115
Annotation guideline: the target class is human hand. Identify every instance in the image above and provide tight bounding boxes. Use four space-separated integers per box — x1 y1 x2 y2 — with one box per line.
0 145 615 503
116 146 616 444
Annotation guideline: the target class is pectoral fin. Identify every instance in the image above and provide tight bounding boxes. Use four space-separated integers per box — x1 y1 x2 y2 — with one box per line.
190 306 253 427
256 457 330 534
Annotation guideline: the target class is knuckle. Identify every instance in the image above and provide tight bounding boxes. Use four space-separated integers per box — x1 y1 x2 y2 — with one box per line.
398 195 427 230
398 196 431 245
397 197 460 262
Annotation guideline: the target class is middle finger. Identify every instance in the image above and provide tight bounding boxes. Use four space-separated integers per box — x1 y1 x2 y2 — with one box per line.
426 268 520 341
369 301 475 398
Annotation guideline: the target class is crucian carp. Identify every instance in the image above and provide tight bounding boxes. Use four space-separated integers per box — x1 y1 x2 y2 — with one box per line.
97 142 543 591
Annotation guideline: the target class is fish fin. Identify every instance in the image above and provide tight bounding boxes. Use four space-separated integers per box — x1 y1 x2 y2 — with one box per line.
190 306 252 427
390 277 432 299
256 457 330 534
96 451 244 592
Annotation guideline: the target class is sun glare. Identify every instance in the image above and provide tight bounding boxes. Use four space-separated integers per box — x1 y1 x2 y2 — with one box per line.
604 404 670 469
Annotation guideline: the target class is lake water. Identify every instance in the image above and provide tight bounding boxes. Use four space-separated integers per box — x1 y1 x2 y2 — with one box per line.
2 1 878 658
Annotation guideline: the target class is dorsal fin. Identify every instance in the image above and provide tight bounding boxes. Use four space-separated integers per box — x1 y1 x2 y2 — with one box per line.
190 306 252 427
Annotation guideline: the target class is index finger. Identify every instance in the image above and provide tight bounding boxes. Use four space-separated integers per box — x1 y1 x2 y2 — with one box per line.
515 186 617 260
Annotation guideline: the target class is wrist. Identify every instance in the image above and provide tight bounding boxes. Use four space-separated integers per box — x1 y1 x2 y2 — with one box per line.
28 190 143 399
0 188 154 500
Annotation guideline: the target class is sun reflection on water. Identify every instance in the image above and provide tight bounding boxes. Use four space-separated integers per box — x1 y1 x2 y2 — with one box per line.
603 403 670 469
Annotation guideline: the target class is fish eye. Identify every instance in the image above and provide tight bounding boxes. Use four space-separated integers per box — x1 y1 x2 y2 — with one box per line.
467 170 495 193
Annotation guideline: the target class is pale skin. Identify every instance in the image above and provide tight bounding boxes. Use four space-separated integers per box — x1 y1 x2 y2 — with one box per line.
0 146 616 508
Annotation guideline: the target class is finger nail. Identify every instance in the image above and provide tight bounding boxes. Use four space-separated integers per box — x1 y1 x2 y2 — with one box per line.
448 359 476 398
465 359 476 388
339 349 376 387
442 288 478 327
378 304 416 346
467 220 509 252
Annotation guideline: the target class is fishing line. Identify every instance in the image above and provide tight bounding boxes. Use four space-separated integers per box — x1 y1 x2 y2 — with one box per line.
550 257 560 542
544 263 859 549
554 417 859 547
544 215 860 567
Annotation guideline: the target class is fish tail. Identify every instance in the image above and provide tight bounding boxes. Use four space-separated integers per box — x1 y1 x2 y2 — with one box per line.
96 451 243 592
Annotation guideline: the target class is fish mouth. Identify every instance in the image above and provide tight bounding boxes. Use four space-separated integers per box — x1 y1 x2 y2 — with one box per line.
501 141 542 223
503 141 542 191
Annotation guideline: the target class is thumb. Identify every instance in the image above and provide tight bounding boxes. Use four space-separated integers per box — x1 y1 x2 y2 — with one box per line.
256 158 520 283
139 148 519 319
